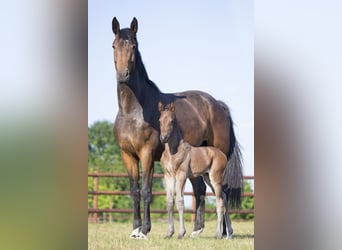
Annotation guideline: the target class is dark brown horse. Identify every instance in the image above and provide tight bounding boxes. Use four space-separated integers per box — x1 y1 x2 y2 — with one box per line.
112 17 243 239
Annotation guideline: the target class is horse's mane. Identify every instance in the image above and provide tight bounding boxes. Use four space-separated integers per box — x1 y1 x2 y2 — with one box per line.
136 50 161 93
119 28 161 93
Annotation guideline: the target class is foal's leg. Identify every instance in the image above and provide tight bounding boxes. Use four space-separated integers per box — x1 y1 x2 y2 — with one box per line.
209 165 225 239
189 176 206 237
175 171 187 239
121 151 141 238
164 173 175 238
204 173 224 238
213 184 224 239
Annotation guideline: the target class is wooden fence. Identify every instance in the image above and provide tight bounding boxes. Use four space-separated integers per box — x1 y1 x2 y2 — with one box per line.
88 172 254 223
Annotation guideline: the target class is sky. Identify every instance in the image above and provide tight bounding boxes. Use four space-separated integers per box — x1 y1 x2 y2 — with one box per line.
88 1 254 200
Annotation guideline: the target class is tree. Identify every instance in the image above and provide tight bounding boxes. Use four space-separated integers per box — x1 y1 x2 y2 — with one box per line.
88 121 131 211
230 181 254 220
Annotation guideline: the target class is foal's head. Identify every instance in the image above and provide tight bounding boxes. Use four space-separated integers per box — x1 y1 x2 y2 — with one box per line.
112 17 138 83
158 101 176 144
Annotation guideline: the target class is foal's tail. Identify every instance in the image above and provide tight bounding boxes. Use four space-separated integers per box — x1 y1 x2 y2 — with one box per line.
219 101 244 209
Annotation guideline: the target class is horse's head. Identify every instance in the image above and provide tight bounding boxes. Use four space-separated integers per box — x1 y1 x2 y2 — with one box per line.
112 17 138 83
158 101 176 144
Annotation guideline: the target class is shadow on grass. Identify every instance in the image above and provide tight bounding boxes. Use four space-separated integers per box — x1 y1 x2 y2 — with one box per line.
193 234 254 240
232 234 254 239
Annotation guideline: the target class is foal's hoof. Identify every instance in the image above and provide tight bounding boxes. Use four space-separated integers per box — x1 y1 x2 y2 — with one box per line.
215 233 223 239
130 227 148 240
164 234 173 239
189 228 203 238
178 231 186 239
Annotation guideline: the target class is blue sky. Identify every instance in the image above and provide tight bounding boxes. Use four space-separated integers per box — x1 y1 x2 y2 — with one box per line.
88 1 254 199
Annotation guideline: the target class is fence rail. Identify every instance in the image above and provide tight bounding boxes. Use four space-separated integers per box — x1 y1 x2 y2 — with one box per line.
88 172 254 223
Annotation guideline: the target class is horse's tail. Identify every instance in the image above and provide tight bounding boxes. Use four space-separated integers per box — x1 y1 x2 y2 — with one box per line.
219 101 244 209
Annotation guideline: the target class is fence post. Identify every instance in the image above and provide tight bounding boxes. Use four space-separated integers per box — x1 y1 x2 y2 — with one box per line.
93 171 98 223
109 199 113 223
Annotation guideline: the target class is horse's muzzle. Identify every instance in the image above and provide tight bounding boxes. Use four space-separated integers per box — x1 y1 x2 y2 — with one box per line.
117 69 130 83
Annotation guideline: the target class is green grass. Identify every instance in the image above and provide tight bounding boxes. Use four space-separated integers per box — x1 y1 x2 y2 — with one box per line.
88 220 254 250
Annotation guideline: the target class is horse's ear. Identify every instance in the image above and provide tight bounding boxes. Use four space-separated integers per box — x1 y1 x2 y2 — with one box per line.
158 101 164 112
170 102 175 113
130 17 138 35
112 17 120 36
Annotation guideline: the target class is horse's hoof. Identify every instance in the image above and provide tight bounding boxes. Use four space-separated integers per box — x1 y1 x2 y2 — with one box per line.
226 233 233 240
136 231 148 240
130 227 147 239
189 228 203 238
130 227 141 238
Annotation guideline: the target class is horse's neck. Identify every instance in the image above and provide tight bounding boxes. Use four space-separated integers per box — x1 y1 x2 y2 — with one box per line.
117 84 141 114
117 67 156 113
167 121 184 155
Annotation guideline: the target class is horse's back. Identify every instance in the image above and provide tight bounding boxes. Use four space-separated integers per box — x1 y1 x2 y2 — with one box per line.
173 90 231 155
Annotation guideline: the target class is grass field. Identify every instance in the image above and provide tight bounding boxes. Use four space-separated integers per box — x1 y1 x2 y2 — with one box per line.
88 220 254 250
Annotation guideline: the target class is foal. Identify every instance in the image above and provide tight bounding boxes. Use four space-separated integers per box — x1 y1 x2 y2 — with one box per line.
158 101 228 239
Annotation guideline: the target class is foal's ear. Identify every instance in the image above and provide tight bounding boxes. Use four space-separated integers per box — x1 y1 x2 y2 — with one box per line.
130 17 138 35
112 17 120 36
158 101 164 112
170 102 175 113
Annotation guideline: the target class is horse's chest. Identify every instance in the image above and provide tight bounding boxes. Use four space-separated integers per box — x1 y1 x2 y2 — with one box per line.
114 113 157 153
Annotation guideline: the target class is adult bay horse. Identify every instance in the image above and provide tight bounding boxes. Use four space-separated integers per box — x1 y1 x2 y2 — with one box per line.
112 17 243 239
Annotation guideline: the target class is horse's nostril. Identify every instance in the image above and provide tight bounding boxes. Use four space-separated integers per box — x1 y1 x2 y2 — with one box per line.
125 69 129 77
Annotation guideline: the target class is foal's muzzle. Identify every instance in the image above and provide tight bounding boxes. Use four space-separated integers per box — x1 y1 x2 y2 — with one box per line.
160 135 169 144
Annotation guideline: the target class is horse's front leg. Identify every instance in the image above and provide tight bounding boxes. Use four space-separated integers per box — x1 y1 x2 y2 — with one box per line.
164 173 175 238
189 176 206 238
140 149 155 237
175 171 187 239
121 151 141 238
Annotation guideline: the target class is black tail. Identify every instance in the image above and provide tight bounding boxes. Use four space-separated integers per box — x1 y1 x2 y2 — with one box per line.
224 141 243 208
222 108 244 209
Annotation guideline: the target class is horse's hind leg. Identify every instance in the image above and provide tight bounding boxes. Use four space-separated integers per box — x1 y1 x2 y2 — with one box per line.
121 151 142 238
189 176 206 238
222 192 233 239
